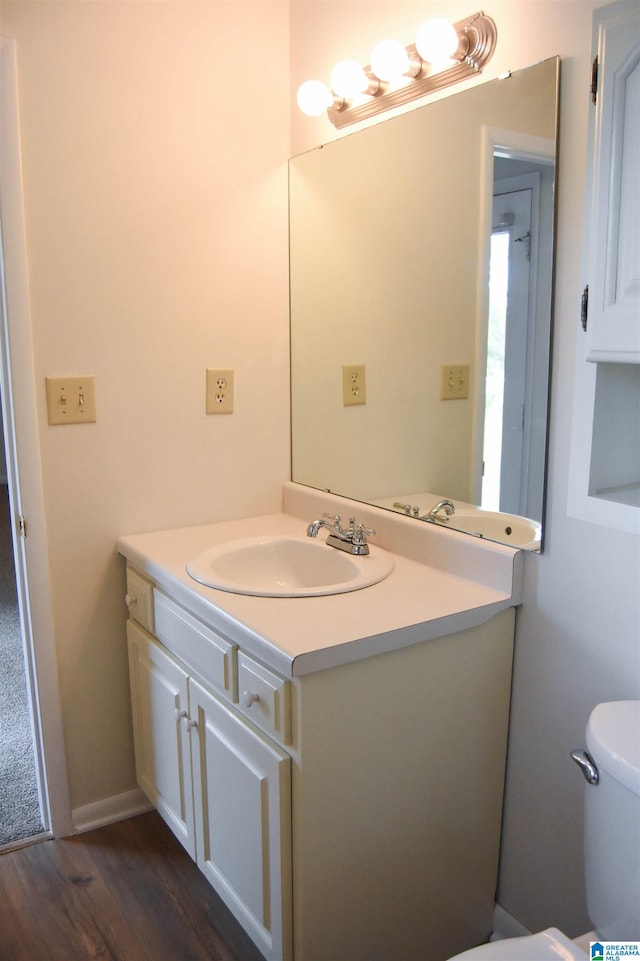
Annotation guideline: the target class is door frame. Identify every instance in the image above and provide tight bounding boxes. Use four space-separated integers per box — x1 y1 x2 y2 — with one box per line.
490 177 536 514
472 125 556 507
1 36 72 839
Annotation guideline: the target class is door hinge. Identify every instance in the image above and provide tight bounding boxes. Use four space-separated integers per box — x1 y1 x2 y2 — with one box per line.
590 55 598 104
18 515 27 538
581 284 589 331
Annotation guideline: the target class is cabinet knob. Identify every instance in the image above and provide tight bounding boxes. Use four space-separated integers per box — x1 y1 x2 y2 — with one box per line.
243 691 260 708
184 718 197 731
125 593 137 608
175 709 187 721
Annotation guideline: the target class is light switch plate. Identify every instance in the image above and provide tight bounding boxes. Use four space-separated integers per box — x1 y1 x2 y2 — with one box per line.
45 376 96 424
440 365 470 400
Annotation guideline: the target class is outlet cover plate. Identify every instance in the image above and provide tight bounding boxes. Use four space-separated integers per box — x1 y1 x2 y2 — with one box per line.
342 364 366 406
206 368 234 414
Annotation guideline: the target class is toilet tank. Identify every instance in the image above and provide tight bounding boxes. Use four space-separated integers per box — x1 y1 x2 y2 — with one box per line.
584 700 640 941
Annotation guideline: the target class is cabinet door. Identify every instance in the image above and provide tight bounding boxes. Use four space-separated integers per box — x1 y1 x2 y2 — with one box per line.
127 620 195 858
189 678 292 961
586 1 640 362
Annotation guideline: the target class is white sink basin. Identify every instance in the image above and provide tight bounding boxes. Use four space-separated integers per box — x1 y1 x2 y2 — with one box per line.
446 509 541 550
186 534 395 597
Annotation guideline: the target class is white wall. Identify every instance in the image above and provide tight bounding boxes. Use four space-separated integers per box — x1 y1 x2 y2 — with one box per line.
2 0 638 943
0 0 290 813
290 0 640 939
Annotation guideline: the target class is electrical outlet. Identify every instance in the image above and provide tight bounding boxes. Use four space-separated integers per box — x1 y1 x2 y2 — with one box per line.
45 376 96 425
440 364 470 400
206 368 234 414
342 364 366 406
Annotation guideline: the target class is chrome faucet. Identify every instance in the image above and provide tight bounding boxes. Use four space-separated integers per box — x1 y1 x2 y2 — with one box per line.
306 514 375 555
421 499 456 523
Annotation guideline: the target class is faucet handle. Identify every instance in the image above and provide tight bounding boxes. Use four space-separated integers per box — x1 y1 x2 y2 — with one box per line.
317 513 374 544
393 502 420 517
322 513 354 535
353 522 375 544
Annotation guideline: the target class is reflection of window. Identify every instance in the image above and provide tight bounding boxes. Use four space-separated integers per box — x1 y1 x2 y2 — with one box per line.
482 230 509 510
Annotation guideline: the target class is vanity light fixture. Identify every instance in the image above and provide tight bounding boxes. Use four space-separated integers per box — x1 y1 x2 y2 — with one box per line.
330 59 379 100
297 11 497 129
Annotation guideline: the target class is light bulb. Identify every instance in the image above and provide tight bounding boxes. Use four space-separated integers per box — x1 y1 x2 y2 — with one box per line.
415 18 459 64
370 39 410 82
330 60 369 100
296 80 333 117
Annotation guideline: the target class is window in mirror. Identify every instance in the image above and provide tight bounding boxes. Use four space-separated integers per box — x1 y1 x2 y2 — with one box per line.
483 229 509 511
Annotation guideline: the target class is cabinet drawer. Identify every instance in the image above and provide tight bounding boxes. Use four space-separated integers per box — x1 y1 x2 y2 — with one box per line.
154 592 236 700
126 568 155 633
237 652 291 746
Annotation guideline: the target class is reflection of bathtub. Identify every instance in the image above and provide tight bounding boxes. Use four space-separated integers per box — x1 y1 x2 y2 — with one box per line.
373 491 542 551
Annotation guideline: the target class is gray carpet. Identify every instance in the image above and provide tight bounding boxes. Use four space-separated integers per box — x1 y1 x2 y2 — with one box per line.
0 537 45 846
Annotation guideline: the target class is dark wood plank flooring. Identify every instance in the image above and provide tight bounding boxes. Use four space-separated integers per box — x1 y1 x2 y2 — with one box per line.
0 811 266 961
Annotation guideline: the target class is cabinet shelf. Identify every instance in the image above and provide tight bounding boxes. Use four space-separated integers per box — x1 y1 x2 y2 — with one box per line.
591 482 640 508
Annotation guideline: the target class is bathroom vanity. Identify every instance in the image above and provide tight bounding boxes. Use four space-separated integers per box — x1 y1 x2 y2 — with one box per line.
118 483 523 961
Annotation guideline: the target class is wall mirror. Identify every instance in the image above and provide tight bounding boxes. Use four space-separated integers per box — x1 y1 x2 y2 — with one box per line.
290 57 559 552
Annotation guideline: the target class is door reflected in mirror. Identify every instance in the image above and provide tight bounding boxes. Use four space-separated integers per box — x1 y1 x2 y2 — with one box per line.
290 57 559 551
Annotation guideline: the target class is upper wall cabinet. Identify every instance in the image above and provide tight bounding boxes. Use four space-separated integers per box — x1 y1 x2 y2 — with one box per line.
569 1 640 533
584 1 640 362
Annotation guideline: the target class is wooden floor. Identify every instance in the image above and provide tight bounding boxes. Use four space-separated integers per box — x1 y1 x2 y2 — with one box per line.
0 811 266 961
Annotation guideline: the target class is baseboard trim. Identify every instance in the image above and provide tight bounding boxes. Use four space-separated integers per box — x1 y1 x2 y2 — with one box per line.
490 903 532 941
72 788 153 835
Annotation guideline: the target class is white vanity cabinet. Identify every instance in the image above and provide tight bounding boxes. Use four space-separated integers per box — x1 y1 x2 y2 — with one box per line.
127 620 196 856
124 559 517 961
126 573 292 961
188 677 292 961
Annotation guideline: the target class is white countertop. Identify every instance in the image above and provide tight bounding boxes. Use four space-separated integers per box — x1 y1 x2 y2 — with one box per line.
118 485 523 678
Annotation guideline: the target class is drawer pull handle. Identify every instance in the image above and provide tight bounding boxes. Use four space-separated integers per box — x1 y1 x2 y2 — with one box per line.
243 691 260 708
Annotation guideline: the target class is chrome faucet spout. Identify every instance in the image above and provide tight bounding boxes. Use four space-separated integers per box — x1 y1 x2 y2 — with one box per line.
306 514 375 555
421 499 456 523
306 514 353 540
306 518 327 538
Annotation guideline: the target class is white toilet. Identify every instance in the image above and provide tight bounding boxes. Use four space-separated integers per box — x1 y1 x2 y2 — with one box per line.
448 700 640 960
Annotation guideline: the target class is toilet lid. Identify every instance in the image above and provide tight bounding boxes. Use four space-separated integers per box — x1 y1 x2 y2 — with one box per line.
448 928 588 960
